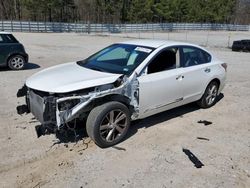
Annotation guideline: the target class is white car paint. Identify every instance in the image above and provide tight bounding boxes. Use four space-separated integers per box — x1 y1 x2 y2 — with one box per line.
26 62 122 93
131 40 226 118
138 68 184 118
24 40 226 126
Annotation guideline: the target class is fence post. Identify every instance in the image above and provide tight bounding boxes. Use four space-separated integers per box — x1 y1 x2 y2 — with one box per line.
20 21 22 32
87 21 90 34
28 21 31 32
37 21 39 32
11 20 13 32
205 30 210 47
152 23 154 39
227 33 231 48
45 21 47 32
1 20 4 31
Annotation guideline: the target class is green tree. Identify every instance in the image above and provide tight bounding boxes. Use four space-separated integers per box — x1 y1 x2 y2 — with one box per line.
129 0 154 23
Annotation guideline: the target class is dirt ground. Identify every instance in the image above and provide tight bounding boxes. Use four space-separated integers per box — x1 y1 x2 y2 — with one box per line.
0 31 250 188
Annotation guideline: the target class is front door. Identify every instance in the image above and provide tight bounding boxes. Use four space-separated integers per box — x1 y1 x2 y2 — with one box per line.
138 47 184 118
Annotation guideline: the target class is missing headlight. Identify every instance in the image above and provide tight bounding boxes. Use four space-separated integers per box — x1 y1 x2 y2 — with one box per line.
58 99 81 111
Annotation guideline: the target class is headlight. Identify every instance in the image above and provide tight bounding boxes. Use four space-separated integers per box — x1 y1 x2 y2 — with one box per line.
58 99 80 111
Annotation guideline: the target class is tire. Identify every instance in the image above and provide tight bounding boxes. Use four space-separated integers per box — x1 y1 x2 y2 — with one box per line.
8 55 25 70
197 81 219 108
86 101 131 148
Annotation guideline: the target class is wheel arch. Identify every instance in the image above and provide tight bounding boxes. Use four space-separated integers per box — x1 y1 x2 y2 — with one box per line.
92 94 133 112
7 53 27 63
201 78 221 97
209 78 220 88
198 78 221 108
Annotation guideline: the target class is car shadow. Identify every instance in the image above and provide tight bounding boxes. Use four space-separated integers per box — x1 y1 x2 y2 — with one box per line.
126 103 200 140
25 62 41 70
0 62 40 71
125 93 224 141
51 93 224 145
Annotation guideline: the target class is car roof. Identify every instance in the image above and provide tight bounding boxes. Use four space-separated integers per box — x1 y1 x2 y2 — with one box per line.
234 40 250 42
119 39 199 49
241 40 250 42
0 31 11 35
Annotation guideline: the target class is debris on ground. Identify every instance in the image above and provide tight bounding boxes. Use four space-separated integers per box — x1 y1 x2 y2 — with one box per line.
16 126 27 130
197 120 212 126
196 137 210 141
182 148 204 168
112 146 126 151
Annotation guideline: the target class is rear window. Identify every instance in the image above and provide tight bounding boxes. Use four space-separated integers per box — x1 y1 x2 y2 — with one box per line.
233 41 241 45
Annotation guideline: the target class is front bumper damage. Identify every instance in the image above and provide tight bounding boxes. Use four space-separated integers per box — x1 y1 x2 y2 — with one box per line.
17 75 139 137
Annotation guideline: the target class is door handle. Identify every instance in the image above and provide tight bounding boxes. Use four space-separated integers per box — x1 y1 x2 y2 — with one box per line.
176 75 184 80
204 68 211 73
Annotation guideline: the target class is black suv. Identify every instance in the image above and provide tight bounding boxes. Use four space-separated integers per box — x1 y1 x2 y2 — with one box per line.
0 32 28 70
232 40 250 52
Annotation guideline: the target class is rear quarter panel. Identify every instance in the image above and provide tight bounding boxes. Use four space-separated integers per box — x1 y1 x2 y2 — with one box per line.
204 60 226 94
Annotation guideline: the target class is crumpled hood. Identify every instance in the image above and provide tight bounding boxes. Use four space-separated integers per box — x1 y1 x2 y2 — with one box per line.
26 62 122 93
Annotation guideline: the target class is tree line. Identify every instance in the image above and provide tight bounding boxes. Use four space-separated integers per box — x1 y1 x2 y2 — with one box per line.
0 0 249 24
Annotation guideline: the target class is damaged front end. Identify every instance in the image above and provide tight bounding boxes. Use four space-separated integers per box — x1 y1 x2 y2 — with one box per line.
17 74 139 137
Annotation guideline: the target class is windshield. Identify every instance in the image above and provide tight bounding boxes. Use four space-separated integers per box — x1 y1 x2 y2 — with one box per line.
78 44 154 75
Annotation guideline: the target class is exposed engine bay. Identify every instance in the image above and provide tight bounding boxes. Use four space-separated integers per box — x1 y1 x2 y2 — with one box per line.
17 75 139 137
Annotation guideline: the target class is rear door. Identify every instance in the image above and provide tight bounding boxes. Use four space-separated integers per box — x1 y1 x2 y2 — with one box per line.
180 46 213 103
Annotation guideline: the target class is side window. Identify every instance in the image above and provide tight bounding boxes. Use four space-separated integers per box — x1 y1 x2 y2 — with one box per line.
0 35 4 43
0 34 17 43
203 51 212 63
147 47 180 74
182 47 211 67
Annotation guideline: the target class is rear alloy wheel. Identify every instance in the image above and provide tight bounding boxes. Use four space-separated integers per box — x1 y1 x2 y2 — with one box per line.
86 102 130 148
197 81 219 108
8 55 25 70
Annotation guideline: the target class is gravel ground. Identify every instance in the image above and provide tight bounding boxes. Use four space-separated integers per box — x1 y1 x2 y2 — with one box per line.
0 31 249 188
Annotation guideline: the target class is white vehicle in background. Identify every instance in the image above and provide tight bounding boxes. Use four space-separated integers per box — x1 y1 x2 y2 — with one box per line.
17 40 227 148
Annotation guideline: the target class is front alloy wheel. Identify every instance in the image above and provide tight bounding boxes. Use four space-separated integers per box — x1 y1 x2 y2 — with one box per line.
86 102 130 148
99 109 128 143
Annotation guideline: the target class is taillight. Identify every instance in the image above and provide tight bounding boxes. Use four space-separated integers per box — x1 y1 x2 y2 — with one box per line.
221 63 227 72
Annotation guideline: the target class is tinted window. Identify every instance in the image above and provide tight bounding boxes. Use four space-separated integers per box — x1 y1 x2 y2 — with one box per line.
97 47 129 61
0 34 18 43
182 47 211 67
203 50 212 63
0 35 3 43
147 47 180 74
78 44 154 75
242 41 247 45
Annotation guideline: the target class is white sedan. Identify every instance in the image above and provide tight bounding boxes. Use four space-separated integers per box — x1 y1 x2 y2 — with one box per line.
17 40 227 148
